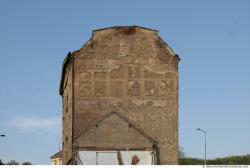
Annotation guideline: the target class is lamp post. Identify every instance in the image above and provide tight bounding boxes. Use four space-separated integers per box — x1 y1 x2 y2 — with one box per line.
197 128 207 166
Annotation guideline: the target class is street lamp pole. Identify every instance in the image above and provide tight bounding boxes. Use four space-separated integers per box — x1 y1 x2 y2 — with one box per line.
197 128 207 166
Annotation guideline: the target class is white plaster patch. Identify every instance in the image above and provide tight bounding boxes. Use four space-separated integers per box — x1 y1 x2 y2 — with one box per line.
150 89 154 94
161 82 166 88
128 81 135 88
131 98 149 106
130 99 166 107
152 100 167 107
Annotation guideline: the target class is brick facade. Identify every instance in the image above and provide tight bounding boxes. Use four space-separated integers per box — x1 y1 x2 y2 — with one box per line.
60 26 180 164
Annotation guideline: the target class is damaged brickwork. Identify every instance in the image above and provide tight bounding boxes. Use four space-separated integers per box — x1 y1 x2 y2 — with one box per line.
60 26 180 165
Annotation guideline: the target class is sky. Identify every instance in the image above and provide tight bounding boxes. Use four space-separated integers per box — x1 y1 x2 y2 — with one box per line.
0 0 249 165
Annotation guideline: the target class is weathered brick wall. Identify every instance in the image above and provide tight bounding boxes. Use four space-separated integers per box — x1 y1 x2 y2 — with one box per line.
61 60 73 164
61 26 179 164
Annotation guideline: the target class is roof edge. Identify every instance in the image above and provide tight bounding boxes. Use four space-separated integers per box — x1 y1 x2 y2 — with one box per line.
92 25 158 33
59 52 72 96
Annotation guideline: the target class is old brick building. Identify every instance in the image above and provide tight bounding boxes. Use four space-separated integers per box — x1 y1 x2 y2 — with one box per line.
59 26 180 165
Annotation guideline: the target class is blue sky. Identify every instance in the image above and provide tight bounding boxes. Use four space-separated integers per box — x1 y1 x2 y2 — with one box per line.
0 0 249 165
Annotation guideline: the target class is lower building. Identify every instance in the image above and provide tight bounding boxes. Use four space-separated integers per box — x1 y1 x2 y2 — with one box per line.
50 151 62 165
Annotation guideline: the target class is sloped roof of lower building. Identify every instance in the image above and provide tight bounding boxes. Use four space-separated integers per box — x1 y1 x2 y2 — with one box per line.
50 151 62 159
74 112 157 149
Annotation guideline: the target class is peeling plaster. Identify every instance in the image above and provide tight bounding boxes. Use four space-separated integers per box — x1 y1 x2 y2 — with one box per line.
130 98 167 107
